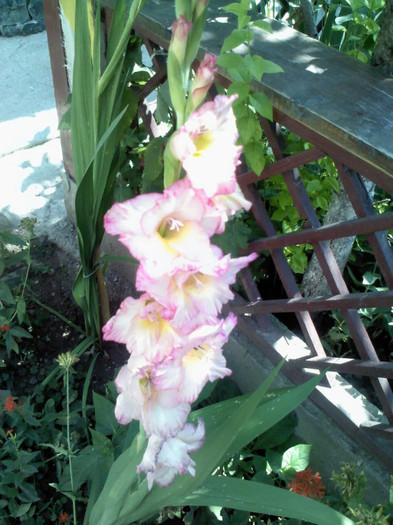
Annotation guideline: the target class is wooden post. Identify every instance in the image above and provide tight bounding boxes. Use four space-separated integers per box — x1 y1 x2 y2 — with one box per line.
42 0 74 177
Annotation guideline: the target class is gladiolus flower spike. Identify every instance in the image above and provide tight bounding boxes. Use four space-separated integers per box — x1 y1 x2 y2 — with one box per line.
103 94 257 489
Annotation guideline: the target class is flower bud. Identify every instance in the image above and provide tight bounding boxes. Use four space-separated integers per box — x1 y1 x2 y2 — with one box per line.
188 53 217 112
170 15 192 65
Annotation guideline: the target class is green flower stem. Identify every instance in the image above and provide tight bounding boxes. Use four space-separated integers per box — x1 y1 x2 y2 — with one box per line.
94 245 111 327
65 364 78 525
10 230 33 325
56 354 80 524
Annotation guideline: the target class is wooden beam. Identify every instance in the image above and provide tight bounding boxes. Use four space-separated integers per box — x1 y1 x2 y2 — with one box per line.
244 212 393 252
297 356 393 379
233 290 393 313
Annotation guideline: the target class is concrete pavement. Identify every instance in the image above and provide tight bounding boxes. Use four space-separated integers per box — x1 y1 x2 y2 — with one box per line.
0 30 68 240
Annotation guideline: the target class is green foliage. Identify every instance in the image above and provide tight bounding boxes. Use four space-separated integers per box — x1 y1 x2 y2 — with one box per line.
140 137 166 194
0 397 40 521
317 0 384 62
217 2 282 177
0 219 35 362
256 0 384 63
331 462 367 509
0 382 78 523
70 0 146 341
212 214 252 257
113 39 155 202
330 462 393 524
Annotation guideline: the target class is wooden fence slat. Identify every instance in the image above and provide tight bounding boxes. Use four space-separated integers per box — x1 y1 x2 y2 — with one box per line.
232 290 393 313
296 356 393 379
245 212 393 252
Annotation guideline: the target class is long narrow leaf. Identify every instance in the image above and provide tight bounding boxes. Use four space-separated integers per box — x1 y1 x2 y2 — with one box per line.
178 476 355 525
98 0 146 96
74 106 128 257
106 0 127 61
89 431 146 524
71 0 96 185
82 353 98 439
223 372 325 462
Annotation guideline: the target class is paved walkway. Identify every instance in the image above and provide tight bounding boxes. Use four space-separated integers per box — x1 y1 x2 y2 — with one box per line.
0 30 67 240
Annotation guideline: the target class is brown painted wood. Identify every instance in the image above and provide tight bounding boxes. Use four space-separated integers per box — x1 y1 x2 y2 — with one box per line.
337 165 393 288
260 118 393 422
360 423 393 439
232 290 393 313
134 0 393 184
43 0 69 115
237 148 326 186
42 0 74 176
275 111 393 193
243 183 327 357
297 356 393 379
245 212 393 252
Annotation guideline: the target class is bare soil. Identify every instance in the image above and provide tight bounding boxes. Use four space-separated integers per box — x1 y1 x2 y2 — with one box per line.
6 232 129 398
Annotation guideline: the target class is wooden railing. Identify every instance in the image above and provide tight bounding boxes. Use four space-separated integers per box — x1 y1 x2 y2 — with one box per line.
43 0 393 469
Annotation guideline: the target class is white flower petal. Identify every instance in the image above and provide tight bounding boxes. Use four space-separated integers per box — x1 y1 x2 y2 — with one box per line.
171 95 242 198
138 419 205 489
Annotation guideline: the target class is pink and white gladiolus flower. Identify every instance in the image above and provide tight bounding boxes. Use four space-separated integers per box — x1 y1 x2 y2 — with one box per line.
171 95 242 197
104 178 221 278
137 419 205 489
210 182 253 233
155 315 236 404
102 293 180 361
114 354 190 437
136 249 258 330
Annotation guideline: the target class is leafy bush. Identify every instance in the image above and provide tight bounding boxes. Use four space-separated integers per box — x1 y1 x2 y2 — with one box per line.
0 219 35 362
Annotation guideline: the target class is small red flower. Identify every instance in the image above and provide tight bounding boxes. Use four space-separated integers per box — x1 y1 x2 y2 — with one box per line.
287 468 325 500
4 396 17 412
0 324 10 332
6 429 14 437
58 511 69 523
